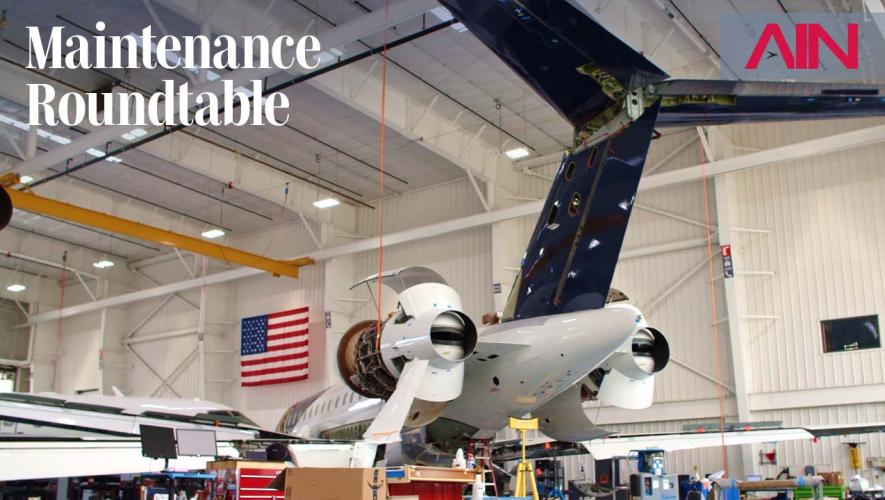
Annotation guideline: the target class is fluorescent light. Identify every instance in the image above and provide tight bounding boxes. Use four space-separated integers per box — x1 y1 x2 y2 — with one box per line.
0 113 120 162
505 147 530 160
121 128 148 141
431 6 467 32
201 229 225 239
6 284 26 292
93 260 115 269
313 198 340 209
19 175 33 184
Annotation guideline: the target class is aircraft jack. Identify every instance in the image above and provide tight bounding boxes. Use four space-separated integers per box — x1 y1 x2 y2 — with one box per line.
509 416 540 500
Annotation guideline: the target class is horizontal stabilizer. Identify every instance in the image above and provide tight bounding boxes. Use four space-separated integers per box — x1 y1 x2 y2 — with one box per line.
656 79 885 126
438 0 667 127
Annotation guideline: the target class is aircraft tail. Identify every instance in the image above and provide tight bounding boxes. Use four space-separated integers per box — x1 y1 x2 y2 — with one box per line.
502 103 661 321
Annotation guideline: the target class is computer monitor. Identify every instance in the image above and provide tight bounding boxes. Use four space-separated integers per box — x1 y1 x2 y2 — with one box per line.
176 429 217 457
139 424 178 459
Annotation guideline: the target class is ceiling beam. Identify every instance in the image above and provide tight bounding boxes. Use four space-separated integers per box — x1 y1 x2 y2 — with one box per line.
163 0 524 195
25 121 885 324
0 62 358 230
10 0 438 176
639 123 885 191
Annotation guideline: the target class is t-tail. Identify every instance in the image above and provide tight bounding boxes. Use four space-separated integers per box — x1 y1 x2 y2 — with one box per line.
439 0 885 321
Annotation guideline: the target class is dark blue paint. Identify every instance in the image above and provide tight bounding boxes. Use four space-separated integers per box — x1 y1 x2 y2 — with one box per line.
438 0 667 126
439 0 885 322
509 103 661 321
658 95 885 126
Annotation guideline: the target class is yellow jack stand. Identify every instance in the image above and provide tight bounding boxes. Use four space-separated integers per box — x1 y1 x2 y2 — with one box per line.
509 416 539 500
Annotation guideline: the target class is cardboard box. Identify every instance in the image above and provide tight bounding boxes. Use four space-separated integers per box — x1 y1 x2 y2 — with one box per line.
270 467 387 500
819 471 844 486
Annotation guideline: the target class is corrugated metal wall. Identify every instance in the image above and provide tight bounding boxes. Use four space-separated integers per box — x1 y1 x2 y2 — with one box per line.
228 221 328 429
350 179 493 323
724 117 885 480
728 118 885 393
754 403 885 476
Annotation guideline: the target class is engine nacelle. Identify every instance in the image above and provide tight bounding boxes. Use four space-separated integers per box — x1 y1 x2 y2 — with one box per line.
606 327 669 378
337 283 477 414
595 327 669 410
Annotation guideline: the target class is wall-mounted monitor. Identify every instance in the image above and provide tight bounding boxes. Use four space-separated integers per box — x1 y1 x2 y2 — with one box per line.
176 429 217 457
139 424 177 459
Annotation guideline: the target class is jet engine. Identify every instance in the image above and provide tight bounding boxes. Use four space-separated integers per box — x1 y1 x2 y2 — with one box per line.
337 280 477 434
593 327 669 410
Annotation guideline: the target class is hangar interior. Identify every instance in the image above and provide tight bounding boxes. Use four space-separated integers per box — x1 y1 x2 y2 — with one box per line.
0 0 884 494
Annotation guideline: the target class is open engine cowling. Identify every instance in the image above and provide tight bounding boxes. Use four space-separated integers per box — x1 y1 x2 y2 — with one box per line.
595 327 669 410
337 282 477 426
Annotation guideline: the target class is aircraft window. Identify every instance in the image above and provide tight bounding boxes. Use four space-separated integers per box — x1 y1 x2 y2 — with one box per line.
587 146 598 167
546 204 558 226
565 161 576 181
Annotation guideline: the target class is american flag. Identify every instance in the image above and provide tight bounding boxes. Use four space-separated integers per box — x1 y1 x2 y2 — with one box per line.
240 307 309 387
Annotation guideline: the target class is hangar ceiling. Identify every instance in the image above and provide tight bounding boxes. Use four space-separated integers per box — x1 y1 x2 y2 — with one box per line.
0 0 874 263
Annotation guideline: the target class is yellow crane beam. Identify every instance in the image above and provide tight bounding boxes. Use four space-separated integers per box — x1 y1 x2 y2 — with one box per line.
1 185 312 278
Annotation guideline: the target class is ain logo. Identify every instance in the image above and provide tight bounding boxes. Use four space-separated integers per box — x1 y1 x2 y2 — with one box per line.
745 23 859 70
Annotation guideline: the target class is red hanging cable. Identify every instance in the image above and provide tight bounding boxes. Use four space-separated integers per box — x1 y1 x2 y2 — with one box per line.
699 131 729 477
54 251 67 392
375 0 389 347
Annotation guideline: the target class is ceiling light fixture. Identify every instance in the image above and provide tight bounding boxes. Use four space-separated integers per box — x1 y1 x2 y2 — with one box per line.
313 198 340 209
6 284 26 292
504 147 530 160
201 229 225 239
93 260 115 269
19 175 34 184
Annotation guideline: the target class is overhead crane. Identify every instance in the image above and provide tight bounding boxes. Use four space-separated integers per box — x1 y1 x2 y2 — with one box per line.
0 174 312 278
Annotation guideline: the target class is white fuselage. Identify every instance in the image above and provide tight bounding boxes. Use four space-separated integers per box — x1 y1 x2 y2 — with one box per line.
281 303 644 441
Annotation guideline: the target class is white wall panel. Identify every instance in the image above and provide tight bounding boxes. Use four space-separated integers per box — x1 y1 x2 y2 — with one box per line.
754 403 885 480
726 118 885 394
349 179 492 325
357 178 486 235
228 221 328 429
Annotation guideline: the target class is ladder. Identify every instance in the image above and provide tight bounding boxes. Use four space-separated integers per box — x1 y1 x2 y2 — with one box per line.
470 438 499 498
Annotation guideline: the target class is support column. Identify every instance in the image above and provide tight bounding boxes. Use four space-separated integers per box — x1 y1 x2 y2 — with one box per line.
704 126 755 477
714 173 755 477
197 256 209 399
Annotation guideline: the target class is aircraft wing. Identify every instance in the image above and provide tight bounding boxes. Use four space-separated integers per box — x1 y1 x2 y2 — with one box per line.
0 438 240 481
582 428 815 460
493 422 885 462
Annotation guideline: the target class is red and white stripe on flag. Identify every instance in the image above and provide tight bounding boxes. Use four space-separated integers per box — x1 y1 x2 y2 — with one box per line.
240 307 309 387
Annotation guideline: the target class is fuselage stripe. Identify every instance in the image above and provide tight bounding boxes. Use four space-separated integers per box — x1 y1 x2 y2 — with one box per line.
242 362 308 377
241 350 308 366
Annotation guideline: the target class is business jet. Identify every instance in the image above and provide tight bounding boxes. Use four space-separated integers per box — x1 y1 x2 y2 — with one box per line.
4 0 885 481
276 0 885 464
